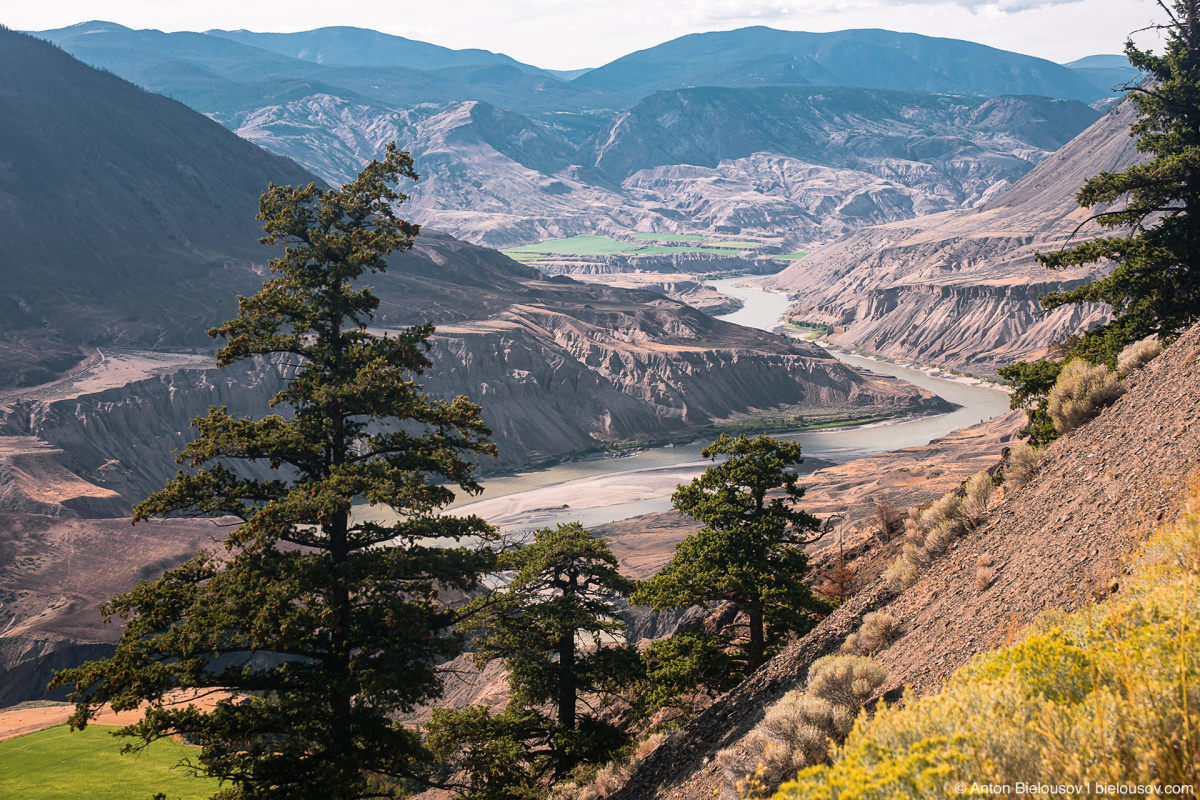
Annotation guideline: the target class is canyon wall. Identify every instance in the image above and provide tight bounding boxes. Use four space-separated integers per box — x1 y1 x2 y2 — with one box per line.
766 100 1141 374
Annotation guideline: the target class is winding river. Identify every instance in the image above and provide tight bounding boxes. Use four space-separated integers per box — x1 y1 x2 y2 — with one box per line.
363 277 1011 533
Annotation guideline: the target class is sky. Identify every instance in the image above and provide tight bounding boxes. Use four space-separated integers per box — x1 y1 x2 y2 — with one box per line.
5 0 1168 70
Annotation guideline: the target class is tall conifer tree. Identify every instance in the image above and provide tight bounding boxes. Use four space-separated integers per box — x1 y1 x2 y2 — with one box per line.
1001 0 1200 439
54 145 498 800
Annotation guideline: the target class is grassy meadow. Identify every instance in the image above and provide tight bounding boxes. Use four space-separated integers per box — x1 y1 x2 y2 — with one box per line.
0 725 218 800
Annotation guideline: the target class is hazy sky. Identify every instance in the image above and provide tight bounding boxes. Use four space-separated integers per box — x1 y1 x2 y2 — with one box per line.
6 0 1167 69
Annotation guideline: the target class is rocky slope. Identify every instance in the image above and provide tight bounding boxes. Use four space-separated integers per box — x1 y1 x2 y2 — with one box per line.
765 99 1142 374
0 512 226 707
607 320 1200 800
0 263 945 506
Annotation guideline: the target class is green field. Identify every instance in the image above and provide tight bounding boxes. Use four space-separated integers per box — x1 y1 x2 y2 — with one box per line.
776 251 808 260
627 232 706 242
0 725 218 800
502 235 645 255
502 234 765 259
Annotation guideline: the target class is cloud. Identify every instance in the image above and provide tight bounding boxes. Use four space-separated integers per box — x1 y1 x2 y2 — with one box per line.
891 0 1086 12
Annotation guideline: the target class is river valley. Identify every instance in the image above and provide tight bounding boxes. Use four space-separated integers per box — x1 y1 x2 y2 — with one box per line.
396 276 1012 533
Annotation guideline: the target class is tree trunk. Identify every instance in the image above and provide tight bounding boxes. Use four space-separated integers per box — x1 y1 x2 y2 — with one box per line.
748 608 765 670
556 630 577 776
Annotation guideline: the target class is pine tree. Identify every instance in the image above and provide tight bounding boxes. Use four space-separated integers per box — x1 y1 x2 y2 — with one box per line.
52 145 499 800
1000 0 1200 437
632 435 830 671
427 523 641 798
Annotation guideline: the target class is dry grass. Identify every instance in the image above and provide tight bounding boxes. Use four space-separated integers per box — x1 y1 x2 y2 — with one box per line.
1047 358 1125 433
1117 336 1162 377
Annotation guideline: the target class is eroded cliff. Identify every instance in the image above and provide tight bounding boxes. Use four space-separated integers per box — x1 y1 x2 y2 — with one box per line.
765 100 1141 374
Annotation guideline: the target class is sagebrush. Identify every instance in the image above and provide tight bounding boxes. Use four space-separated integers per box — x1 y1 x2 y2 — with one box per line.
1005 441 1041 487
773 479 1200 800
717 656 885 799
1117 335 1162 376
1047 358 1125 433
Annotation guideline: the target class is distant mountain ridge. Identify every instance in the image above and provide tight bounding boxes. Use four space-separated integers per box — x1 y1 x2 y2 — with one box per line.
31 21 1118 248
386 89 1100 248
32 22 624 117
0 27 938 475
574 26 1107 103
207 26 551 74
35 21 1128 124
1063 53 1143 94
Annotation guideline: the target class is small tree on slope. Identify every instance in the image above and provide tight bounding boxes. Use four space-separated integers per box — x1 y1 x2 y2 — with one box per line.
633 434 830 672
1000 0 1200 440
426 522 641 799
53 145 499 800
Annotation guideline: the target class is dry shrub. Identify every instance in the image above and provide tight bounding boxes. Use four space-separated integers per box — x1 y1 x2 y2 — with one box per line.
773 487 1200 799
919 492 961 531
1116 335 1162 377
843 611 899 656
1047 358 1125 433
921 522 956 557
901 541 931 570
814 540 858 600
1005 441 1041 487
874 502 901 542
902 506 924 541
718 656 885 799
883 555 919 592
975 566 997 592
806 655 887 709
958 472 993 524
631 732 665 762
